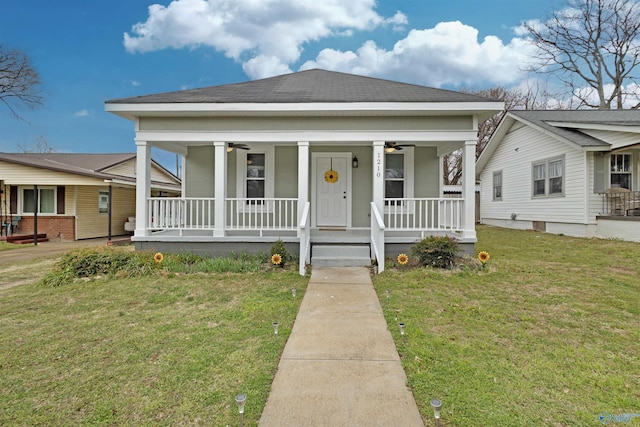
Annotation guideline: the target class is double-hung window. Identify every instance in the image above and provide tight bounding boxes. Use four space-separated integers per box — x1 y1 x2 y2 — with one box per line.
383 149 414 211
246 153 266 203
236 145 274 210
98 190 109 215
385 153 404 205
22 187 56 214
493 171 502 201
532 156 564 197
610 154 631 190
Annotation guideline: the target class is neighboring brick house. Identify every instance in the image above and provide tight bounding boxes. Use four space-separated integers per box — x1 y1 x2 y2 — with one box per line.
0 153 181 241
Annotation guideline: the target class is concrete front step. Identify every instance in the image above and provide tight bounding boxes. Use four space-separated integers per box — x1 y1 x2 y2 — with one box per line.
311 244 372 267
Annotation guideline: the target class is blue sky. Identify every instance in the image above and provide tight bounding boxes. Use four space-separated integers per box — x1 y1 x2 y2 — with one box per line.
0 0 556 171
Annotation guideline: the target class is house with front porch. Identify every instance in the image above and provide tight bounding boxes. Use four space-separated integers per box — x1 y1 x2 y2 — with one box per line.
477 109 640 241
105 69 503 274
0 152 180 241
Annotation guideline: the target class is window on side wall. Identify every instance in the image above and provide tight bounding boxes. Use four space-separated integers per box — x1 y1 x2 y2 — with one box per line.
493 171 502 201
532 157 564 197
22 187 56 214
98 190 109 215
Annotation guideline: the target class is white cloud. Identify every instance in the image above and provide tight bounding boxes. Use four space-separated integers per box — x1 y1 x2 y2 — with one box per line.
125 0 392 79
74 109 89 117
124 1 544 89
303 21 536 88
131 80 141 86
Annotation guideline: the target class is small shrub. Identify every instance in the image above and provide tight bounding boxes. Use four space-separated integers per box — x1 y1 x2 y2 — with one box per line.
411 236 460 268
38 248 158 287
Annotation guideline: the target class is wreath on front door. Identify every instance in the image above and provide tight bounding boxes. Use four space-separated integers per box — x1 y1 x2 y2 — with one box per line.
324 169 339 183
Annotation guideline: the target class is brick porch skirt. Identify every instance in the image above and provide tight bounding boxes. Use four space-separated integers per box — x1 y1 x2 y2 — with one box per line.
13 216 76 241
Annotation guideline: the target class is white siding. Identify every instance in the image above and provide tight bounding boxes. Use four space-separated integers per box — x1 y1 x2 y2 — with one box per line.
480 125 588 225
582 130 640 149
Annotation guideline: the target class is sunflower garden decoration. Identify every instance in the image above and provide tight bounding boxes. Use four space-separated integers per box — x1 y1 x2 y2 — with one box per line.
397 253 409 266
324 169 339 183
478 251 490 269
154 252 164 263
271 253 283 267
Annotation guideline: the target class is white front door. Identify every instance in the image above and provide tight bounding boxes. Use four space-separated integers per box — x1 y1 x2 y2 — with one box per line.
313 153 350 228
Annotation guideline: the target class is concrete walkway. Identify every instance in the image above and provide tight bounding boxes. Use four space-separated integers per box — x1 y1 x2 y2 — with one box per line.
259 267 425 426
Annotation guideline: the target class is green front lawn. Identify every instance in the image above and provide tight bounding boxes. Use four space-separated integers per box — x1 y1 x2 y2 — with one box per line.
374 226 640 426
1 226 638 426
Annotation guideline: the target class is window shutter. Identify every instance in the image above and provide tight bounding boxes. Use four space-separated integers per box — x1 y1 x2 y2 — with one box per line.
57 186 65 214
10 186 17 214
594 153 606 193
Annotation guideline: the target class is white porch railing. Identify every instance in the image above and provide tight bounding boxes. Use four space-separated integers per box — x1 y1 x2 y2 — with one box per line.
299 202 310 276
148 197 215 230
146 197 299 231
384 198 463 231
370 202 385 273
226 198 298 231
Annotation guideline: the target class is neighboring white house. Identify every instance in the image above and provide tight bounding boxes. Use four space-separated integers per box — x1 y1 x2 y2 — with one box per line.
105 69 503 273
477 109 640 241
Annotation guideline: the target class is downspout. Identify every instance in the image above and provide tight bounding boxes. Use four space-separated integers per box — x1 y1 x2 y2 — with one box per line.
108 184 113 242
33 185 38 246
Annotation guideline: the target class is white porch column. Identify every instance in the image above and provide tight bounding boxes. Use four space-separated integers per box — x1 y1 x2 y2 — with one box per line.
297 141 309 233
372 141 385 213
462 140 477 240
135 140 151 237
214 141 227 237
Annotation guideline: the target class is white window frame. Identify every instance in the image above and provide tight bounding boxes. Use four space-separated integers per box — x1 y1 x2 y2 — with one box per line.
235 144 275 212
384 147 414 213
493 170 503 201
98 190 109 215
20 186 57 215
610 153 632 190
532 156 564 198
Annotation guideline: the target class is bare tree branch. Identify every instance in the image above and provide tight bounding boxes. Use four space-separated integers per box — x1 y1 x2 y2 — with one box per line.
523 0 640 109
0 44 42 119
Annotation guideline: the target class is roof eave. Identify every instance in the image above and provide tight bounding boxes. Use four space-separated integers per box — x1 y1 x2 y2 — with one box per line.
105 101 505 120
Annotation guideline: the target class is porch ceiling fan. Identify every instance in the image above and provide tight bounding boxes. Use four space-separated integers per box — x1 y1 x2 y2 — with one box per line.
227 143 250 152
384 142 415 152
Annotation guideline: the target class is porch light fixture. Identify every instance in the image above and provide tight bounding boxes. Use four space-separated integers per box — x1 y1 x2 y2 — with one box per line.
430 398 442 426
352 156 359 168
384 146 396 153
235 393 247 427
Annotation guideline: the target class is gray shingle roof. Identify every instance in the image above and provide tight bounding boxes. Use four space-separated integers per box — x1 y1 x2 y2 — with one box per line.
508 109 640 148
0 152 136 178
106 69 496 104
0 152 180 188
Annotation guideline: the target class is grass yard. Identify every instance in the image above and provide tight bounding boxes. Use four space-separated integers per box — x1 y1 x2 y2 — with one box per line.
1 226 638 426
374 225 640 426
0 268 308 426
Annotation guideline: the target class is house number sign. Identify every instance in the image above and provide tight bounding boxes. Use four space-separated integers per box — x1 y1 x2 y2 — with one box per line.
376 152 383 178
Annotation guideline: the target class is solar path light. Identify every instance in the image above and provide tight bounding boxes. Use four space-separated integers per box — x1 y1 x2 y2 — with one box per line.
430 398 442 427
235 393 247 427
